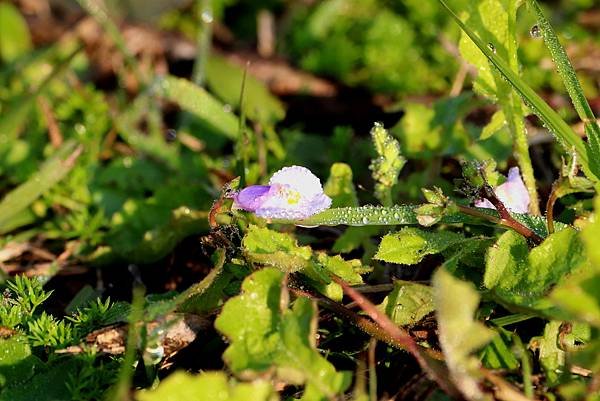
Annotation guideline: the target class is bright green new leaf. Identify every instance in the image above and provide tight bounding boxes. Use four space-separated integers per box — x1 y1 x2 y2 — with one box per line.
458 0 518 100
323 163 358 208
0 3 32 62
243 226 363 300
480 110 506 140
375 227 464 265
433 268 494 401
378 281 434 326
484 228 587 310
369 123 405 206
214 268 351 399
136 371 276 401
243 225 312 272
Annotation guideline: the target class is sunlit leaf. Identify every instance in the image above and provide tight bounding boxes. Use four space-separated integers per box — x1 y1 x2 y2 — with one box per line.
378 281 434 326
433 268 494 401
484 228 587 310
375 228 464 265
136 371 276 401
214 268 351 399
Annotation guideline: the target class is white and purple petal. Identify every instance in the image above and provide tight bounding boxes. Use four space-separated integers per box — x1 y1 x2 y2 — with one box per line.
475 167 530 214
232 166 332 220
234 185 271 212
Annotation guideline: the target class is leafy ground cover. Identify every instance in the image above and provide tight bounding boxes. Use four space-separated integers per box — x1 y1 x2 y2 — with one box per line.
2 0 600 400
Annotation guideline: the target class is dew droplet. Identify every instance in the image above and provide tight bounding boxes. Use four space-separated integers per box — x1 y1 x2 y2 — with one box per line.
530 25 541 38
201 10 213 23
487 43 497 54
362 216 369 224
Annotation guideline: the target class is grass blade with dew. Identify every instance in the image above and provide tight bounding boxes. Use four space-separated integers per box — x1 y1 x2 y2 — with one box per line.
438 0 598 181
528 0 600 176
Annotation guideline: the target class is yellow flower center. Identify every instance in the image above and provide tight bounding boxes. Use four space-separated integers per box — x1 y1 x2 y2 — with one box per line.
277 186 301 205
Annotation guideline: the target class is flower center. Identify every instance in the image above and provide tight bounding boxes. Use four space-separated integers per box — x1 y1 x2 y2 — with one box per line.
275 185 301 205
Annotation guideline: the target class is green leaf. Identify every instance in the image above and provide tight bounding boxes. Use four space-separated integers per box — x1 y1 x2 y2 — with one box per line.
550 269 600 328
243 225 312 272
369 123 405 206
0 142 81 234
582 196 600 267
378 281 434 326
433 268 495 401
375 228 464 265
528 321 588 387
136 371 276 401
479 328 520 370
156 75 240 139
178 249 234 314
332 226 381 254
323 163 358 208
242 226 363 301
214 268 351 399
480 110 506 140
484 228 587 310
0 335 42 386
0 358 78 401
316 253 364 286
206 54 285 124
457 0 519 100
0 3 32 62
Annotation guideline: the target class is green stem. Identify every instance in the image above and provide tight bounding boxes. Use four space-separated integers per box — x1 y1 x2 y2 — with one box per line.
505 1 540 215
508 98 540 215
191 0 213 87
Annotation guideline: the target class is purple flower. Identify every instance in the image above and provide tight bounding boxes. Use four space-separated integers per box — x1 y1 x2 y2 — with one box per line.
233 166 332 220
475 167 530 214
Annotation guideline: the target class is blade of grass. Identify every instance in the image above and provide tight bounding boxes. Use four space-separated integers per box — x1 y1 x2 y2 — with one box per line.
528 0 600 175
236 64 250 187
191 0 213 87
104 285 145 401
155 75 240 140
438 0 597 181
0 141 82 234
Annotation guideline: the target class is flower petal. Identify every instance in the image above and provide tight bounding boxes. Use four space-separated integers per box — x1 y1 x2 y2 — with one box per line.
234 166 332 220
494 167 530 213
233 185 271 211
474 167 530 214
269 166 324 198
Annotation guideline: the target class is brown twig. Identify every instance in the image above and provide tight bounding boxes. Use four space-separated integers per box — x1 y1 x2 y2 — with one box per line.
329 276 461 398
38 96 63 148
480 183 543 245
